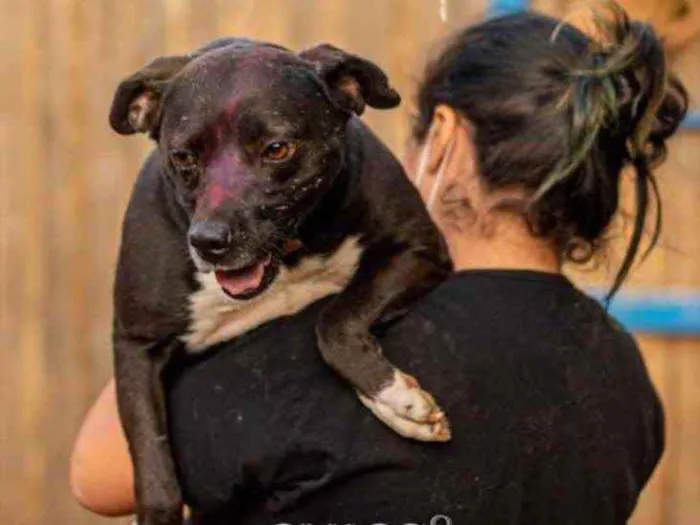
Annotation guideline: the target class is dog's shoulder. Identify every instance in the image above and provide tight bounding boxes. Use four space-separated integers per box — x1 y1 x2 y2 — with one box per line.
343 118 437 240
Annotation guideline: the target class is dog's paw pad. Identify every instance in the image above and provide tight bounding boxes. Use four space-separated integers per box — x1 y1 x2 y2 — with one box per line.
375 371 443 423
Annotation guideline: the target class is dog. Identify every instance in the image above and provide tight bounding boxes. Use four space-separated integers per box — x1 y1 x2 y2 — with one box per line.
109 38 453 525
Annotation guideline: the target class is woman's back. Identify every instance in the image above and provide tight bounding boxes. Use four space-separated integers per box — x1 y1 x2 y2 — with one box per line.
168 270 662 524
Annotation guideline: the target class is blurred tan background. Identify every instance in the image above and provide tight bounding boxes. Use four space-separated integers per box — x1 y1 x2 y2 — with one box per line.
0 1 698 524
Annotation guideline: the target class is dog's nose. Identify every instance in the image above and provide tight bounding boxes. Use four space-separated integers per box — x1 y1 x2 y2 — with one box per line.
188 220 232 260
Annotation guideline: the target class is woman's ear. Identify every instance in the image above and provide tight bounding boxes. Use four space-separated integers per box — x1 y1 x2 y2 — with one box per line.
423 104 459 174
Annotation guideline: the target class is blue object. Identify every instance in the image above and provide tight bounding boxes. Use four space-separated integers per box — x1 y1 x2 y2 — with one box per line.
488 0 529 18
682 112 700 129
588 290 700 335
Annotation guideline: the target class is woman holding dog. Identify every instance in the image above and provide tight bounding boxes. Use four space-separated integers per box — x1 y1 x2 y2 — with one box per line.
71 7 687 524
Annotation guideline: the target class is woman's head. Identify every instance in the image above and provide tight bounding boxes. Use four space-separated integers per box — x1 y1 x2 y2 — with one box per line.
408 6 688 298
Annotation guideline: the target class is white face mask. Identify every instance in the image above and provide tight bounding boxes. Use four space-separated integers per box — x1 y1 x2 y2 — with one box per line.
412 126 455 212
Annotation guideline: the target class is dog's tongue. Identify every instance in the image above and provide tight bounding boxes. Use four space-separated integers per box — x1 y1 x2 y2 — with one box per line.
215 262 266 297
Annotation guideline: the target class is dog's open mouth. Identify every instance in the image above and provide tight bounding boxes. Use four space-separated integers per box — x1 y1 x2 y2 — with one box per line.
214 254 275 300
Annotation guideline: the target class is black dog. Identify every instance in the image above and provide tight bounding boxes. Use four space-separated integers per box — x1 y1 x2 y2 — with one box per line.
109 38 453 525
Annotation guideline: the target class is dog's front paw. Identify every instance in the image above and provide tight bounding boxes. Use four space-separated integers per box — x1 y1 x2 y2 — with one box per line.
358 370 451 442
377 370 445 423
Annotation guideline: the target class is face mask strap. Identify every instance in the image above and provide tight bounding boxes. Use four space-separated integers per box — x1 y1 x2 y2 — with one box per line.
426 134 455 211
412 130 433 189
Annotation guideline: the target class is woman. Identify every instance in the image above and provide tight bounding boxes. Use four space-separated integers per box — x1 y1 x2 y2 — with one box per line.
71 7 688 524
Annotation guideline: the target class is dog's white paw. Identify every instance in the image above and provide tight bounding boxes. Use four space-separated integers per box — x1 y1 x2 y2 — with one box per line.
376 370 444 422
358 391 451 442
358 370 451 442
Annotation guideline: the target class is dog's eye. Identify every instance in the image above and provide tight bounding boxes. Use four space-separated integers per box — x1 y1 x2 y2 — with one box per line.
261 141 297 163
171 150 198 171
180 169 199 190
170 150 199 189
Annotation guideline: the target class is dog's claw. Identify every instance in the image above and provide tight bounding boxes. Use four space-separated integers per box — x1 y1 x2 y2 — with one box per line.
428 409 446 424
432 418 452 442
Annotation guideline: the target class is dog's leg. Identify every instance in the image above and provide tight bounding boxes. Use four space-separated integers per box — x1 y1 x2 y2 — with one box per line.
316 245 451 442
114 336 183 525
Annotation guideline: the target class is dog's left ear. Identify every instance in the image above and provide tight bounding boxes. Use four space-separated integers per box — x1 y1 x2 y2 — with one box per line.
300 44 400 115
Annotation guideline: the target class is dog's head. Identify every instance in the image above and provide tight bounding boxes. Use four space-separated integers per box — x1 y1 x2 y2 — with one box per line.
110 39 399 299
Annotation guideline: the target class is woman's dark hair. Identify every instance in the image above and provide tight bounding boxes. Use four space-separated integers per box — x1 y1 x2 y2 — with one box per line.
414 5 688 300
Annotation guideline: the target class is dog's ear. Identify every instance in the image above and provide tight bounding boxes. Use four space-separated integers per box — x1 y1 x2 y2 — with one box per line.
109 55 192 135
300 44 400 116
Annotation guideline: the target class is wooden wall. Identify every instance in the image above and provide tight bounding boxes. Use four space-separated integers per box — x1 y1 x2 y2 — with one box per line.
532 2 700 524
0 1 697 524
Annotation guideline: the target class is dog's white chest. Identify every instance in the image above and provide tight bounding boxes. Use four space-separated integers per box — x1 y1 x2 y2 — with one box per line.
182 236 362 352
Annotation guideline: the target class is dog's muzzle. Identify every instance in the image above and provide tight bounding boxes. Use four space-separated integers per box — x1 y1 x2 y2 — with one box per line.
188 219 281 300
188 220 233 262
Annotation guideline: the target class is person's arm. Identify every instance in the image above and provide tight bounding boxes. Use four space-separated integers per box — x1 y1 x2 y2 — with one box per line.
69 379 136 516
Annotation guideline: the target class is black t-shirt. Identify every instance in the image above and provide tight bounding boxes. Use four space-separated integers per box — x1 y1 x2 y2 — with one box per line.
166 270 664 525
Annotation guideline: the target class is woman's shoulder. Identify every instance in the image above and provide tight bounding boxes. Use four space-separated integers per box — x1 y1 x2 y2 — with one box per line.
390 269 641 362
382 269 656 411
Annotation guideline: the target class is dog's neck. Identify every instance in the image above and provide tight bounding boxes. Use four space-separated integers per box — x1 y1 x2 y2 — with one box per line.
296 158 358 250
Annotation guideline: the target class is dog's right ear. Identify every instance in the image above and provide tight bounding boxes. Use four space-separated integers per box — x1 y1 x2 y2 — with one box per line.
299 44 400 116
109 55 192 135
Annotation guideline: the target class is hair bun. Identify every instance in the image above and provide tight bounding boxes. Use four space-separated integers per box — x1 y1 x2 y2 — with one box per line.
588 11 689 165
547 5 689 299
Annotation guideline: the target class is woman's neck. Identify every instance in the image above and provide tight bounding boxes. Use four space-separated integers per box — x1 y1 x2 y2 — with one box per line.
441 214 562 274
